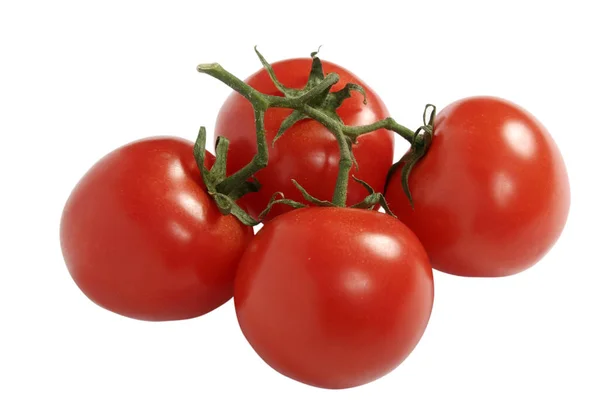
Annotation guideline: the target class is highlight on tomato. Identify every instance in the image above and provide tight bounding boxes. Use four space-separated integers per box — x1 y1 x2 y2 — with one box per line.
386 96 570 277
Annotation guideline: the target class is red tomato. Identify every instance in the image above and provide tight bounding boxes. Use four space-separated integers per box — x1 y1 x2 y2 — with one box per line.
234 207 434 389
216 58 394 220
60 137 253 321
386 97 570 277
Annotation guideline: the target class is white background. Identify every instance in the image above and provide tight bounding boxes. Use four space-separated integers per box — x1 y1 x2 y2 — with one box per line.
1 1 599 399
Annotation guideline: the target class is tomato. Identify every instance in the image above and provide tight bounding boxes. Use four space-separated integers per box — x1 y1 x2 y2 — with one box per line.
386 97 570 277
60 137 253 321
234 207 434 389
216 58 394 220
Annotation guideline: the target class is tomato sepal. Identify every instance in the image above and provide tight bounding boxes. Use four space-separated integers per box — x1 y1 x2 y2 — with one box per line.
256 192 306 220
291 179 336 207
349 176 396 217
385 104 436 207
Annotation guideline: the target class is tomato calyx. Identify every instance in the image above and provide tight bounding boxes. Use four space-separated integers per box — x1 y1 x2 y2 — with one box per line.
194 127 304 225
256 192 306 221
349 176 396 216
193 127 258 225
259 47 368 148
385 104 436 207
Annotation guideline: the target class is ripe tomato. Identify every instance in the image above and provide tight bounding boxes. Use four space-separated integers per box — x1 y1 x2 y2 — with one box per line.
386 97 570 277
216 58 394 220
234 207 434 389
60 137 253 321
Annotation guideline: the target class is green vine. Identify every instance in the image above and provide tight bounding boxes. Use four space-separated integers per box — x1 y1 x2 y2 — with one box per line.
195 48 436 224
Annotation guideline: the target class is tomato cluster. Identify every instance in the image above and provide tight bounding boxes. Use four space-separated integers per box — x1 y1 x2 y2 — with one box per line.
60 50 570 389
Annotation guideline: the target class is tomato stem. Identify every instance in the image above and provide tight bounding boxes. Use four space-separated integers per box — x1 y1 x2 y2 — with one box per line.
216 107 268 195
344 118 415 143
196 63 341 198
197 63 270 109
196 63 340 110
196 48 435 214
194 126 304 225
300 104 353 206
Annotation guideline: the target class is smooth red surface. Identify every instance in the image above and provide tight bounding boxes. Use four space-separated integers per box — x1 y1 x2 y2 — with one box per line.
386 97 570 277
234 208 434 389
216 58 394 220
60 137 253 321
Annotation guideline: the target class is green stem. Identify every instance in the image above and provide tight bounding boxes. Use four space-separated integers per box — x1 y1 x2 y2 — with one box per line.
197 63 270 109
302 105 352 206
216 108 267 195
198 63 342 197
343 117 415 142
197 56 427 212
197 63 339 110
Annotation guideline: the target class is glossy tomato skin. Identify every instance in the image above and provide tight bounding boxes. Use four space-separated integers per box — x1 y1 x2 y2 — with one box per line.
386 97 570 277
216 58 394 220
234 208 433 389
60 137 253 321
